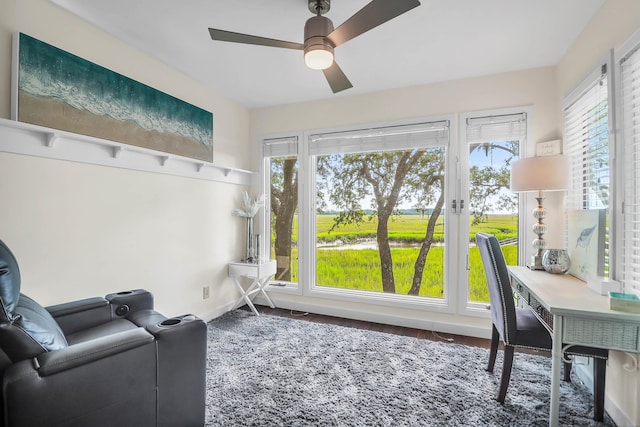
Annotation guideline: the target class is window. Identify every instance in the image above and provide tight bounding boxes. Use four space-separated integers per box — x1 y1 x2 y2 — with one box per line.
462 112 525 306
619 39 640 295
563 62 611 275
261 111 532 315
308 121 451 302
263 136 299 285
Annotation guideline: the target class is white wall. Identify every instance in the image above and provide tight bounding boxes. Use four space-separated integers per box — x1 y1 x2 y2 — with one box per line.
557 1 640 425
557 0 640 99
249 66 560 333
0 0 251 319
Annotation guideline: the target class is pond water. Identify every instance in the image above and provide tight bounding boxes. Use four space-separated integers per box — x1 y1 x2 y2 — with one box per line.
317 239 436 250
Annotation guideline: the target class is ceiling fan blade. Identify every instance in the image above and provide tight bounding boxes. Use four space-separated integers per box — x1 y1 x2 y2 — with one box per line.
326 0 421 47
208 28 304 50
322 62 353 93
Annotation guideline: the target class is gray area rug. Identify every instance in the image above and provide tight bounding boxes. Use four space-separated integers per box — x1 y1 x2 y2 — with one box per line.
205 310 615 426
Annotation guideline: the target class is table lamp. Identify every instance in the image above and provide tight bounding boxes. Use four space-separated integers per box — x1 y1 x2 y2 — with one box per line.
510 155 569 270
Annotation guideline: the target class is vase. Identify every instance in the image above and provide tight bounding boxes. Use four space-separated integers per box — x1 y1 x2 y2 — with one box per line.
541 249 571 274
245 217 253 261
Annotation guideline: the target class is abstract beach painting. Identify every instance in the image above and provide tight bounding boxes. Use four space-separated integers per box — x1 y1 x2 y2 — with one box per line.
13 33 213 162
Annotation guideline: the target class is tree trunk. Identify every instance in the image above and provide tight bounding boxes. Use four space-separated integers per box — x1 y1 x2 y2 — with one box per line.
363 151 424 294
408 184 445 296
274 215 293 281
376 213 395 293
272 158 298 281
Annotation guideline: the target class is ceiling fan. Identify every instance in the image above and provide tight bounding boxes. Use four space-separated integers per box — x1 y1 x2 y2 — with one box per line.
208 0 421 94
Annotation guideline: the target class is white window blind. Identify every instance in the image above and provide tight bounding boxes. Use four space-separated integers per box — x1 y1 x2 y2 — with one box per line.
563 64 610 276
309 121 449 155
466 113 527 144
263 136 298 158
620 45 640 293
563 65 609 211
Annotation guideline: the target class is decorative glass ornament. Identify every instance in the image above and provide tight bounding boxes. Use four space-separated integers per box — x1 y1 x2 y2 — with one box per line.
542 249 571 274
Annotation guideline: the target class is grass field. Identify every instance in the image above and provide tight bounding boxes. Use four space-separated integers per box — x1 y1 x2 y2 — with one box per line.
301 214 517 243
275 214 518 303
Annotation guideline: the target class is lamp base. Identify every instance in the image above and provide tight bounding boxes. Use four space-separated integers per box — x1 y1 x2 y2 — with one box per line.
527 255 545 271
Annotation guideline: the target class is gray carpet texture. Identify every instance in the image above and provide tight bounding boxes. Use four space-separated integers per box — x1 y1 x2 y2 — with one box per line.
205 309 615 426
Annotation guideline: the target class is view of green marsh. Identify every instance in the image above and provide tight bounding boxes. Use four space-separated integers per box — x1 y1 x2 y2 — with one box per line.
279 214 518 302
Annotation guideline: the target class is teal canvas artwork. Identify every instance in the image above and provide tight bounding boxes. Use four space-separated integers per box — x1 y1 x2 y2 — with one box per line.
14 33 213 162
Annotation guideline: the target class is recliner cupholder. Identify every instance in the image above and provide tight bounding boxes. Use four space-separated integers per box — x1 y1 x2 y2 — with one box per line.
160 318 182 326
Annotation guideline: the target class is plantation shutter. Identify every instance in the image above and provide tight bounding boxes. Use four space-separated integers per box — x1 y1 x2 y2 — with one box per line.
308 120 449 155
620 43 640 293
562 63 610 275
465 113 527 144
263 136 298 158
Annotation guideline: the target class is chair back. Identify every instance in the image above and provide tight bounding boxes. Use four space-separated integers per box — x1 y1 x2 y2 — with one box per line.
0 240 67 361
0 240 21 319
476 233 516 344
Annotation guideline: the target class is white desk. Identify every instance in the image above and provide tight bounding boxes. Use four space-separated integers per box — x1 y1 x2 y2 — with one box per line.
508 266 640 426
228 260 277 316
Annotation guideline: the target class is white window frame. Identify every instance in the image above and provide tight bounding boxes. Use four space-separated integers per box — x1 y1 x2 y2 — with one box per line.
615 29 640 294
307 115 456 313
458 106 532 318
261 132 304 296
264 115 460 314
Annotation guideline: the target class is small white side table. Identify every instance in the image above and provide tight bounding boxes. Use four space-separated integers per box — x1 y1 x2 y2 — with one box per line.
228 259 277 316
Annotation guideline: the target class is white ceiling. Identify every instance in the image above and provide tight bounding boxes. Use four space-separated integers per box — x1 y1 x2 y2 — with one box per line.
50 0 606 109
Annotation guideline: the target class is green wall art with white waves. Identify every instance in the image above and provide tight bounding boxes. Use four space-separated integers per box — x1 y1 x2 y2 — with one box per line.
13 33 213 162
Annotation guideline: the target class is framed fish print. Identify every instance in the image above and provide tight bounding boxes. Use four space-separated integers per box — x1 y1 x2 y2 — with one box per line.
567 209 606 281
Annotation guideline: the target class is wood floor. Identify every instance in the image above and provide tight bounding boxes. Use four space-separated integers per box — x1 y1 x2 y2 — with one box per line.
247 305 551 357
250 306 489 347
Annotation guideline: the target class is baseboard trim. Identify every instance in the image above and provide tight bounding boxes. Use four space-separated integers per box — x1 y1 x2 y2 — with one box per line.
604 392 634 427
251 297 491 339
198 300 237 323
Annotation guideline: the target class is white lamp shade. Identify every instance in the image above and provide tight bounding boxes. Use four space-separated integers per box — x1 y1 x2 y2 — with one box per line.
510 155 569 192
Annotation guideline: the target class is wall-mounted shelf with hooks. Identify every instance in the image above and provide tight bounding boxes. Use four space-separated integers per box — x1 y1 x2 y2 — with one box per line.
0 118 255 186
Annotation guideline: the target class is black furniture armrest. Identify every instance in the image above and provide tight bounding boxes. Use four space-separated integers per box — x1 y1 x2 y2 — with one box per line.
47 289 155 335
34 328 154 376
146 314 207 427
126 309 168 327
46 297 111 335
46 297 108 317
106 289 154 318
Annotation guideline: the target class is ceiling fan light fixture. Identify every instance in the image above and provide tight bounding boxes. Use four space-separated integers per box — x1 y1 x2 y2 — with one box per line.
304 15 334 70
304 44 334 70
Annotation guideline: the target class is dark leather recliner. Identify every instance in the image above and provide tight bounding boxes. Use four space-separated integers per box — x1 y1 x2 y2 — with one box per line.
0 239 207 426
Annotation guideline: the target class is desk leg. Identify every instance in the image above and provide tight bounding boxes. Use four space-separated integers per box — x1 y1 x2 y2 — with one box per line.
257 275 276 309
550 314 563 427
231 277 261 316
